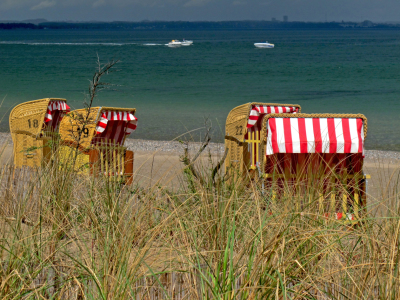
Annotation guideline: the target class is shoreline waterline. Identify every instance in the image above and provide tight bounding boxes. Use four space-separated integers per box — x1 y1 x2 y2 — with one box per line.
1 132 399 163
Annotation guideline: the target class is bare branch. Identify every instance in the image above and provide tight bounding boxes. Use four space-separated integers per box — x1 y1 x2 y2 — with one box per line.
70 58 119 165
211 148 229 182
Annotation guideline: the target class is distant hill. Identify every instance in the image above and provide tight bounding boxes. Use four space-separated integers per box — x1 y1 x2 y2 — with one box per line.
38 20 400 30
0 23 42 30
0 18 47 30
38 21 343 30
1 20 400 30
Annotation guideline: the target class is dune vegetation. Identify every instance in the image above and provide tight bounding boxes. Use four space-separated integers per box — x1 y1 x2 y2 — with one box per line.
0 141 400 299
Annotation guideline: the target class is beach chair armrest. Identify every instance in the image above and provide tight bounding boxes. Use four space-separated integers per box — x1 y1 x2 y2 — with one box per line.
225 135 245 145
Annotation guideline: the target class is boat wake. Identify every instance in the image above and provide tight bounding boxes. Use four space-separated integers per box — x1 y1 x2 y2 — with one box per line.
142 43 163 46
0 42 128 46
0 41 187 47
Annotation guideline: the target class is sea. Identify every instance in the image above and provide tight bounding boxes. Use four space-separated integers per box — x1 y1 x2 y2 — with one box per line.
0 29 399 151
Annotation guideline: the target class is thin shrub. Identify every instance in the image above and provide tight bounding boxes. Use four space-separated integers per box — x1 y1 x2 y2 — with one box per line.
3 148 398 299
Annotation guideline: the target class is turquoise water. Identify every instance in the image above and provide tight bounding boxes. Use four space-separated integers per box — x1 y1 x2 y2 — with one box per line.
0 29 399 150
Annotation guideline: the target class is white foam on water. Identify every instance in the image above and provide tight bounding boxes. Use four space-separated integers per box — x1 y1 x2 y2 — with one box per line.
0 41 126 46
142 43 163 46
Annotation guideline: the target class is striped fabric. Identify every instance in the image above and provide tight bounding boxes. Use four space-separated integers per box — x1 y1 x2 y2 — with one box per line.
44 100 70 122
95 111 138 135
93 121 129 146
245 105 298 168
247 105 298 129
44 100 70 131
266 117 364 155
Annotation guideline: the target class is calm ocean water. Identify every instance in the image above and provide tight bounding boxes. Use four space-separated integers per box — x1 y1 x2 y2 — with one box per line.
0 29 399 150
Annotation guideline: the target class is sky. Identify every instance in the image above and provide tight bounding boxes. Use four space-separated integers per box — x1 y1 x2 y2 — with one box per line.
0 0 399 23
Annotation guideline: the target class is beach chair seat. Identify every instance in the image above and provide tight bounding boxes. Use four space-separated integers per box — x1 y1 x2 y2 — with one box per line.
9 98 70 168
259 113 369 223
224 103 301 181
58 107 137 184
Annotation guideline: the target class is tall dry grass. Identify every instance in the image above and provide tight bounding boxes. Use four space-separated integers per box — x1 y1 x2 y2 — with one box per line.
0 147 400 299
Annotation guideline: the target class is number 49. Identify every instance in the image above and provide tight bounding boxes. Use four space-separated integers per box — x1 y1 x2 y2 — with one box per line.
77 127 89 138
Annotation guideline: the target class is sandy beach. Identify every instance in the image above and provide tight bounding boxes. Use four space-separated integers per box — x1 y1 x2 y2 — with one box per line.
1 134 400 297
1 132 399 202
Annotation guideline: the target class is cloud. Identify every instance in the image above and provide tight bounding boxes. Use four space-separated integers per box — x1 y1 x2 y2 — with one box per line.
31 0 56 10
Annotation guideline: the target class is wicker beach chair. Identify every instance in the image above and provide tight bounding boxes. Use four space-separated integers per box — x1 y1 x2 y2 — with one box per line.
58 107 137 184
9 98 70 168
224 103 301 180
259 113 369 223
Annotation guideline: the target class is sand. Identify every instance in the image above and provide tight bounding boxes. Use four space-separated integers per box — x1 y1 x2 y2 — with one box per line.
1 132 399 202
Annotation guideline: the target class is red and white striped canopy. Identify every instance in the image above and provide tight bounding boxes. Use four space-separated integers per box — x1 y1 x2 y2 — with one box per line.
247 105 298 129
95 110 137 135
266 117 364 155
44 100 70 123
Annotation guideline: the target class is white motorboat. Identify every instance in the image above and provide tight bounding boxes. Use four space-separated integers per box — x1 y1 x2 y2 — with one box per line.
254 41 274 48
167 40 182 47
181 39 193 46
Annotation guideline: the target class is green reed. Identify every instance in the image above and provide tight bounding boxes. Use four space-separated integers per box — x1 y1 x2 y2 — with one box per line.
0 147 399 299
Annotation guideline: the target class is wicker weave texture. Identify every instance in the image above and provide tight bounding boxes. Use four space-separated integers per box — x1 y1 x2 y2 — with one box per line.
58 145 90 173
224 102 301 178
9 98 66 137
99 107 136 114
59 106 136 149
59 107 101 150
13 134 48 168
10 98 66 168
225 103 248 176
58 144 130 183
58 106 136 181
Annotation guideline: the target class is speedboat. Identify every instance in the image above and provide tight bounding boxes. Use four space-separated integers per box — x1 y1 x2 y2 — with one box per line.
181 39 193 46
254 41 274 48
167 40 182 47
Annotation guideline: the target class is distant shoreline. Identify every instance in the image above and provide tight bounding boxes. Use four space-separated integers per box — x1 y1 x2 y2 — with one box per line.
2 20 400 31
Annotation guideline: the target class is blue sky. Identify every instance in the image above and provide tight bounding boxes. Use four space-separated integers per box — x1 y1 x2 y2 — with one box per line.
0 0 398 22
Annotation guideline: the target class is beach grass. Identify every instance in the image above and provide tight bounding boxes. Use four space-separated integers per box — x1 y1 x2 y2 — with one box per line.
0 144 400 300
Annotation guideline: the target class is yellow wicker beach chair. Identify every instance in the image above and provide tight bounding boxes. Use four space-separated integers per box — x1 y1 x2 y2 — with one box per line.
224 102 301 181
58 107 137 184
258 113 369 223
9 98 70 168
